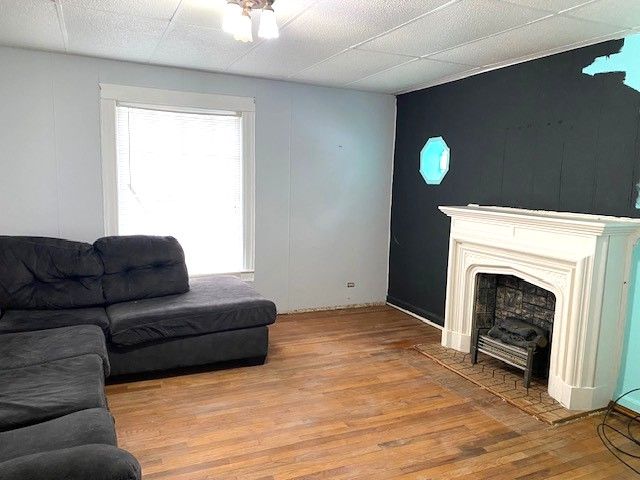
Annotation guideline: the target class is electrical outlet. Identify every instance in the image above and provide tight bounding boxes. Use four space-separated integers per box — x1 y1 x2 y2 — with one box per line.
347 282 355 288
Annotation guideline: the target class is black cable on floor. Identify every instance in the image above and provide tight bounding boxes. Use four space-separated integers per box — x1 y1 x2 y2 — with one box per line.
597 388 640 475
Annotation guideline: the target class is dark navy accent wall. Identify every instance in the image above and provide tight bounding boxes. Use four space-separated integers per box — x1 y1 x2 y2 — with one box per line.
388 39 640 326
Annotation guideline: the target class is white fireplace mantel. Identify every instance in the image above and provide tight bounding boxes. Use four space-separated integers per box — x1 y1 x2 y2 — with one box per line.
439 205 640 411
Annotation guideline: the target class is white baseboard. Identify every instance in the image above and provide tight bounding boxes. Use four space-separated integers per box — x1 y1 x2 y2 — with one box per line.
386 302 443 330
618 395 640 415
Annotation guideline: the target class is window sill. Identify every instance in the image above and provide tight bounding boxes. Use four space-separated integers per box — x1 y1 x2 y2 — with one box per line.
189 271 255 282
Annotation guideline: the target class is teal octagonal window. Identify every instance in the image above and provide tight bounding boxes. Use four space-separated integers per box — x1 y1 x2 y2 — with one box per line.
420 136 450 185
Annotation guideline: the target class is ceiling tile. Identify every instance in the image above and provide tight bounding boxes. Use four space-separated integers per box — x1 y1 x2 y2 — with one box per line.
151 23 253 70
348 59 476 94
429 15 623 66
291 49 416 86
359 0 550 57
228 0 455 78
501 0 595 13
63 6 167 62
0 0 64 51
565 0 640 28
226 37 340 79
313 0 458 42
175 0 315 29
61 0 181 20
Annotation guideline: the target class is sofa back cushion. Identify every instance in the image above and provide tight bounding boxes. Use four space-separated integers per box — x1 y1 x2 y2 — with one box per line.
94 235 189 304
0 236 104 309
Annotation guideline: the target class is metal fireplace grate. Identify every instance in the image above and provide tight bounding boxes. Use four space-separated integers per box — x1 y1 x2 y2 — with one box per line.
477 335 529 370
471 326 547 388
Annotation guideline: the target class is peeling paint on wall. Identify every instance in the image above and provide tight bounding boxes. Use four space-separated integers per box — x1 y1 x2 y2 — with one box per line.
583 33 640 93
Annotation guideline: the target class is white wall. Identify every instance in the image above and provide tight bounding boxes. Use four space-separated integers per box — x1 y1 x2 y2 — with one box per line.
0 46 396 313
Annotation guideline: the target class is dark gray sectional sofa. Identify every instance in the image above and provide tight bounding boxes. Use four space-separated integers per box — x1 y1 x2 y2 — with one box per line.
0 234 277 479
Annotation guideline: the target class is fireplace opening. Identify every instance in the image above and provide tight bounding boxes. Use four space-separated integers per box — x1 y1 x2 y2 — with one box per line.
471 273 556 388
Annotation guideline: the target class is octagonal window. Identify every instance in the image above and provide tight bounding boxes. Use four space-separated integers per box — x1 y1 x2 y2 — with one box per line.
420 136 450 185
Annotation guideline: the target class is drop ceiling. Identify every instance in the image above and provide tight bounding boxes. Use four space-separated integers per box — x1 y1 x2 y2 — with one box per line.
1 0 639 94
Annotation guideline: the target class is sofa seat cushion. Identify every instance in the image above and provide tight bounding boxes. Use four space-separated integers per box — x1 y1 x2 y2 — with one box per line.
0 445 141 480
0 326 110 376
0 408 116 463
0 236 104 309
107 275 277 347
95 235 189 304
0 355 107 431
0 308 109 334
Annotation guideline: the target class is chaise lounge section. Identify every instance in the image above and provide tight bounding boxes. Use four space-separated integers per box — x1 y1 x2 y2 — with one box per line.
0 234 277 375
106 274 274 375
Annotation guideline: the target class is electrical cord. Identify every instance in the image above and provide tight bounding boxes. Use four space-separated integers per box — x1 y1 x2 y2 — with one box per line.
597 388 640 474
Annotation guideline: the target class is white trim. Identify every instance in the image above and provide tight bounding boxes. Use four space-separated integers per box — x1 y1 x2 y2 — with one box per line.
99 84 255 112
114 103 241 117
190 271 255 282
384 98 397 300
439 204 640 235
99 84 256 274
242 111 256 272
99 97 118 235
620 396 640 415
386 302 444 330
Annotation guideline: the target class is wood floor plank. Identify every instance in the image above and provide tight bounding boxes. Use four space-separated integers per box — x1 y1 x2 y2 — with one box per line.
106 306 638 479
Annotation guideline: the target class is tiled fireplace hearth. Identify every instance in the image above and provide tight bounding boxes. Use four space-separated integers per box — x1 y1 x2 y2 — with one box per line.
439 205 640 411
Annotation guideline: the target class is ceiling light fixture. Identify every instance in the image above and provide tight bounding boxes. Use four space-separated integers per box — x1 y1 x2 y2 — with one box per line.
223 0 279 43
234 8 253 42
222 1 242 33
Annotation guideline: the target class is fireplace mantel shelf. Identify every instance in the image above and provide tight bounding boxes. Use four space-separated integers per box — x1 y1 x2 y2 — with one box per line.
439 205 640 236
439 204 640 411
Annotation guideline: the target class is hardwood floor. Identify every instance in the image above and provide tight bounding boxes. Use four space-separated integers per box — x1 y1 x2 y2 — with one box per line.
106 306 637 479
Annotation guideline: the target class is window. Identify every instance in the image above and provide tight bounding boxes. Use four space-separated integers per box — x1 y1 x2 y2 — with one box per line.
419 136 450 185
100 85 255 277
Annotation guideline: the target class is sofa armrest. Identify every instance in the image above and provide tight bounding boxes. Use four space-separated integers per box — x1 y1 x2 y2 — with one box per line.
0 444 141 480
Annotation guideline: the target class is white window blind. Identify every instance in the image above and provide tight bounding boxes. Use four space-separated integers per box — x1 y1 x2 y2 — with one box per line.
115 105 246 276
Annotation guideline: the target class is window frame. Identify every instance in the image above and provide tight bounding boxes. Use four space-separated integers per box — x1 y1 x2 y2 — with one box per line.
99 84 256 278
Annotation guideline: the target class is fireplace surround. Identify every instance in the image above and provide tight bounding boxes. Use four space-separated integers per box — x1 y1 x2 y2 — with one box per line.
439 205 640 410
